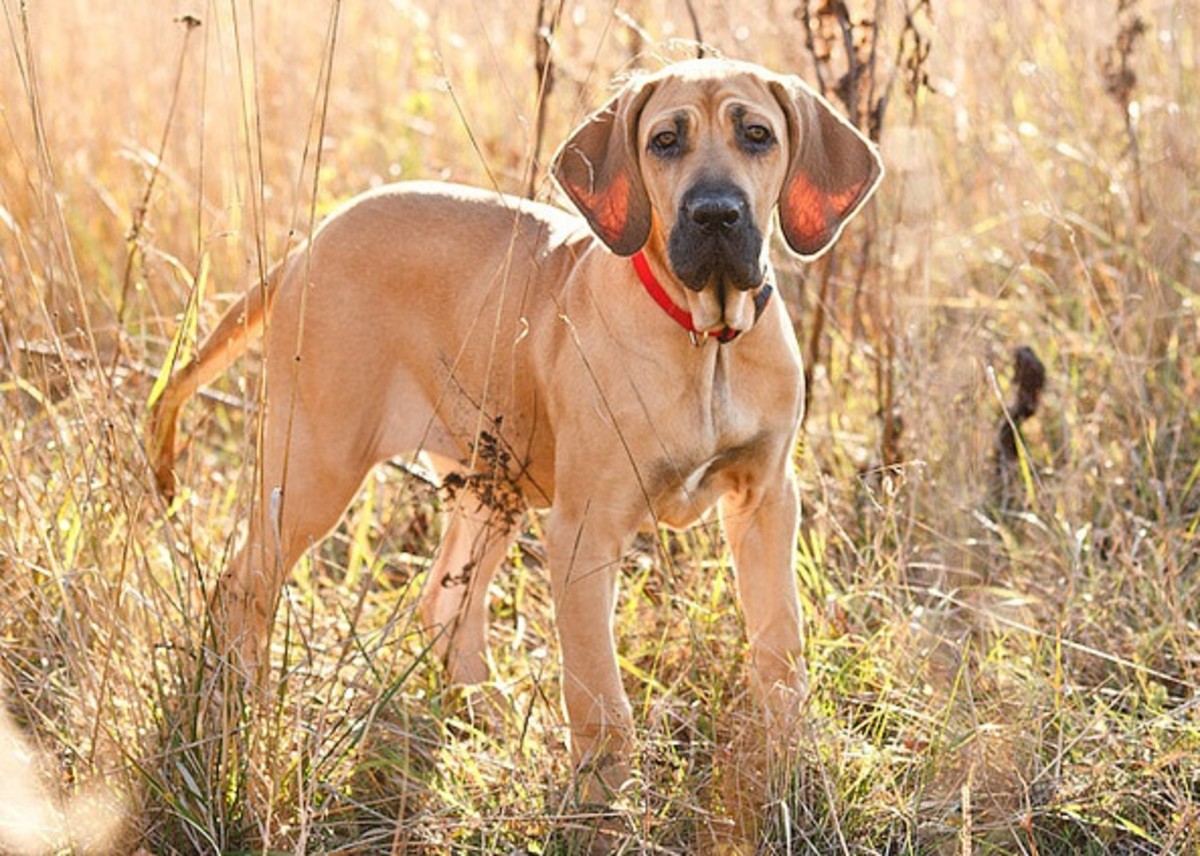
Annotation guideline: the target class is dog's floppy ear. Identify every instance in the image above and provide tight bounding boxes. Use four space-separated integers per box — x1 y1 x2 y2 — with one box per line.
769 76 883 259
552 76 656 256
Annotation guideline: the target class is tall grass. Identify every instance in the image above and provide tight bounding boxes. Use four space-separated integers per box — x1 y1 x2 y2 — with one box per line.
1 0 1197 852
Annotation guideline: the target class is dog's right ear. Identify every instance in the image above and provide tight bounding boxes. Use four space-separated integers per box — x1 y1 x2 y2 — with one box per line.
552 77 656 257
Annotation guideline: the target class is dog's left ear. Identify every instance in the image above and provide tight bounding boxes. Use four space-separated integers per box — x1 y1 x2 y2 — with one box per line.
552 77 656 256
769 76 884 259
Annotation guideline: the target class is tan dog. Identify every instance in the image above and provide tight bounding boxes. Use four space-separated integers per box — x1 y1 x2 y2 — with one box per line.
148 57 882 795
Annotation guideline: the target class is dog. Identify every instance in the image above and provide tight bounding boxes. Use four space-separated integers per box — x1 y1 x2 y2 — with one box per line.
148 57 882 797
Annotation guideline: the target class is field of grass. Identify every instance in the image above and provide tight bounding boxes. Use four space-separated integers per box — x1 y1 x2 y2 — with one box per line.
1 0 1198 853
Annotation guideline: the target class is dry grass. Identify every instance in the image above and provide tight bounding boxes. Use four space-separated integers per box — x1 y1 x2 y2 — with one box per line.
1 0 1198 853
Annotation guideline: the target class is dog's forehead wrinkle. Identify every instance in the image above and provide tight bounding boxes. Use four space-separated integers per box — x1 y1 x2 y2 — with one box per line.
644 78 777 137
641 105 697 139
726 97 780 126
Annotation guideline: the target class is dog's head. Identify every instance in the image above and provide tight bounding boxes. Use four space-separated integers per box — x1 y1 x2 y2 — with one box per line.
552 58 883 333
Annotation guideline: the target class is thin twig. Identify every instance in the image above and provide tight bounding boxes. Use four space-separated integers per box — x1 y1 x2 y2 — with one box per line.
116 14 201 336
798 2 829 96
526 0 564 199
683 0 706 58
801 254 833 427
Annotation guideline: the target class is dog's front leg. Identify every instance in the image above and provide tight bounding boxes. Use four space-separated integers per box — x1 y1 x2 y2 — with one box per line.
545 502 636 801
720 466 807 715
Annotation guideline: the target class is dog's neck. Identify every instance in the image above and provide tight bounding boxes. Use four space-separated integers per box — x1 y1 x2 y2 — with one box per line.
630 250 773 346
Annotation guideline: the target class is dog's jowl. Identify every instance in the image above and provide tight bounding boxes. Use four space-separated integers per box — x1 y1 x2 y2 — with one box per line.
149 57 882 798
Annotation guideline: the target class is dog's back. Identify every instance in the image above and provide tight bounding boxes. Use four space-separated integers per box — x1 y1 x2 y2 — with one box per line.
149 181 587 500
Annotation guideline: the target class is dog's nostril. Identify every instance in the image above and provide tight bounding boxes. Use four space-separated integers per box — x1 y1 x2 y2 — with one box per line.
689 197 742 229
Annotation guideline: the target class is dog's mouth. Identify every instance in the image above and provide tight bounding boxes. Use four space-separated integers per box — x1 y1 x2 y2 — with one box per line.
680 275 760 334
667 182 767 333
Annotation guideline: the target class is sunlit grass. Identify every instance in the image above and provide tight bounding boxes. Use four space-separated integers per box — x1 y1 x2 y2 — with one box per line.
2 0 1198 853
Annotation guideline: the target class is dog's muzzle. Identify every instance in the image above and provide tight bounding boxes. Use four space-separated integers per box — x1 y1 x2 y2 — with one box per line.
667 181 766 293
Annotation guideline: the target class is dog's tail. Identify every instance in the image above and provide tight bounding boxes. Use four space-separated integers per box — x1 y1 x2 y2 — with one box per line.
147 259 286 501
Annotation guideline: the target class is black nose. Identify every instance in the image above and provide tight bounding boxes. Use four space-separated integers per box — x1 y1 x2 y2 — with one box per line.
684 189 746 230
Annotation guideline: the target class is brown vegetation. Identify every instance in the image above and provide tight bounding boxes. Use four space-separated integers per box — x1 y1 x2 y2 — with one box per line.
1 1 1197 852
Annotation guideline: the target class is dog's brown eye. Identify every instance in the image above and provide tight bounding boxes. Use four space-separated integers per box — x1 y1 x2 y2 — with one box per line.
651 130 679 153
744 124 772 146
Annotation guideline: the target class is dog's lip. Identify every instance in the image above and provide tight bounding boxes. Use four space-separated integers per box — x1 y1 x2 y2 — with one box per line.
679 269 764 295
669 244 767 292
667 217 766 292
684 281 757 333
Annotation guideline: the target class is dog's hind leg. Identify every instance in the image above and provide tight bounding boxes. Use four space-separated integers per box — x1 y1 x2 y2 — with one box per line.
418 492 517 686
211 402 378 680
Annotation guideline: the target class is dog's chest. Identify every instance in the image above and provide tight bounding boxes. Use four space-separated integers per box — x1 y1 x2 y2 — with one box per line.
648 431 765 528
644 359 777 528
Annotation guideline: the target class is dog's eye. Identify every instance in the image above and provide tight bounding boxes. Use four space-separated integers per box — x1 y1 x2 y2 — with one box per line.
650 130 680 154
743 124 773 147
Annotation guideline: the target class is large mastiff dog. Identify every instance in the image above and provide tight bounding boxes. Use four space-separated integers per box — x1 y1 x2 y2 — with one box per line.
149 57 882 794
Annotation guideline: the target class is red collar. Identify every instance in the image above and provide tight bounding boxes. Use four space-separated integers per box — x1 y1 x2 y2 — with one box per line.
631 250 773 345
